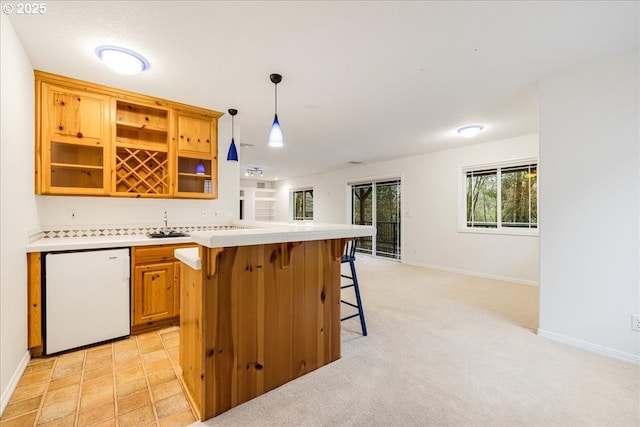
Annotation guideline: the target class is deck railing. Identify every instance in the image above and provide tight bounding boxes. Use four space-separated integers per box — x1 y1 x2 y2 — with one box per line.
353 221 400 259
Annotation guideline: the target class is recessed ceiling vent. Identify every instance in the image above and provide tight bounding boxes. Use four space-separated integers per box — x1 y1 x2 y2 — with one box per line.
257 182 266 189
348 161 363 165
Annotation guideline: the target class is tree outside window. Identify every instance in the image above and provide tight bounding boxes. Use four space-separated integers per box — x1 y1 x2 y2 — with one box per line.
466 163 537 230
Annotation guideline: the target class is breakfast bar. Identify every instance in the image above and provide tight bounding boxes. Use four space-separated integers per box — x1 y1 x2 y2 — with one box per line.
174 222 375 421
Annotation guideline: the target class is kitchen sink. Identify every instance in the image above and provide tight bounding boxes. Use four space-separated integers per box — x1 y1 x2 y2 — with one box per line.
146 231 190 238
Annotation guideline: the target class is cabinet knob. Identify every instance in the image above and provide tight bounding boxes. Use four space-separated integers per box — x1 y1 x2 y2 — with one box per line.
180 135 184 139
206 139 210 143
58 126 64 131
77 132 83 138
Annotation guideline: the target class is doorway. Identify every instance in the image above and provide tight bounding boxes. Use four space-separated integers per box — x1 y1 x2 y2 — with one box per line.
350 179 401 260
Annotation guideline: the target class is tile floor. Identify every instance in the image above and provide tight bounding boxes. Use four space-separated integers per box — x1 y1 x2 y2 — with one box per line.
0 327 196 427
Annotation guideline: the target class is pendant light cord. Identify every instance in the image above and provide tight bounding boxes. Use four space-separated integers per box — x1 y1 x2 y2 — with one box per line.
274 82 278 116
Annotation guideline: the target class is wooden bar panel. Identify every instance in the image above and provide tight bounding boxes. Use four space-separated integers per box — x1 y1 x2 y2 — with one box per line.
180 239 343 421
211 246 237 416
179 260 203 418
234 245 259 404
292 240 320 376
263 243 297 392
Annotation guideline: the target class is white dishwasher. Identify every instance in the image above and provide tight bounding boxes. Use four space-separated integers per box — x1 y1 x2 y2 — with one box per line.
45 248 130 354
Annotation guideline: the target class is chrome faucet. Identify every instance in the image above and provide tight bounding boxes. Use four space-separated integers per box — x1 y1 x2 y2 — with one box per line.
163 211 168 231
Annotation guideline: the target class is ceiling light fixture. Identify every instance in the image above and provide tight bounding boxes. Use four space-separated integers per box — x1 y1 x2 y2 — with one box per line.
268 73 283 147
96 46 149 75
245 167 264 177
227 108 238 161
456 124 485 138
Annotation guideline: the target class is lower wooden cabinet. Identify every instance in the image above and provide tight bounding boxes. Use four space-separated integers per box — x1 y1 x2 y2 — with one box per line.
131 244 192 333
133 261 179 325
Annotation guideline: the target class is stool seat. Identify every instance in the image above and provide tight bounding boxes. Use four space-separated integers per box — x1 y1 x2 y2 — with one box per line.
340 239 367 336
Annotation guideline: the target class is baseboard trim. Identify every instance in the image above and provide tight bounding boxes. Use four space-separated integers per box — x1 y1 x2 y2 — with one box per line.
1 350 30 415
538 329 640 365
401 261 539 286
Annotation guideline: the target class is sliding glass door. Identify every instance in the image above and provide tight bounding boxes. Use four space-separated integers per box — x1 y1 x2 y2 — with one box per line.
351 179 401 259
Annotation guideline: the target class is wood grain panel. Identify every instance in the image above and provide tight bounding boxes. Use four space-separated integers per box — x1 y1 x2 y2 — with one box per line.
179 261 203 418
180 240 344 421
234 245 262 404
211 246 237 416
27 253 42 351
263 243 297 392
133 262 175 324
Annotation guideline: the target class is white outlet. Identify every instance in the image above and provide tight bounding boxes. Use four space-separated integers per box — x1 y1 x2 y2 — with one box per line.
632 315 640 332
68 209 77 221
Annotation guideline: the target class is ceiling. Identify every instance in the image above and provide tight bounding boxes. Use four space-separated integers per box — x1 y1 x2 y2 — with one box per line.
7 1 639 181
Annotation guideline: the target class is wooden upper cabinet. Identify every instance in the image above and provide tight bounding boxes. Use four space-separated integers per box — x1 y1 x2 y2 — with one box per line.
176 113 214 154
174 109 220 199
46 86 107 144
34 71 222 198
37 80 110 195
112 100 171 197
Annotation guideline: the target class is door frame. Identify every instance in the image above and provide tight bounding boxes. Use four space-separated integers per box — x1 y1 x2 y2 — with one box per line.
345 174 404 261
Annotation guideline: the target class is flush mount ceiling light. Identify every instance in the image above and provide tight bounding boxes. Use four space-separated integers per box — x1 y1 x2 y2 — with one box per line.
268 73 283 147
96 46 149 75
456 124 485 138
227 109 238 161
245 167 264 177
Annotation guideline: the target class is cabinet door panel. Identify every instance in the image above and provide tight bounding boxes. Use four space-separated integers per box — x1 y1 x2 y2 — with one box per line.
133 262 176 325
177 115 213 154
46 85 107 144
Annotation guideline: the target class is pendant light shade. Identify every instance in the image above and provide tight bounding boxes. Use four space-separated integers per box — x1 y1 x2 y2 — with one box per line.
268 73 283 148
227 109 239 161
268 114 283 148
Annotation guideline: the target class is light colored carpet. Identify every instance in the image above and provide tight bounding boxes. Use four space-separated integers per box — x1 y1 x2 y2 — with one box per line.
194 256 640 426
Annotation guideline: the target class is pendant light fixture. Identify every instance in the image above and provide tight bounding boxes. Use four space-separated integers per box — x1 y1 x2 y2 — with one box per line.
268 73 283 147
227 108 239 161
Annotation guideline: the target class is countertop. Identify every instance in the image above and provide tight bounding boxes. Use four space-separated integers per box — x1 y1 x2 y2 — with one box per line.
26 234 193 253
26 221 376 253
190 221 376 248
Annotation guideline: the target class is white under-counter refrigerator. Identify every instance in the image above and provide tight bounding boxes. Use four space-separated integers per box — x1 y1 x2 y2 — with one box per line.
44 248 130 355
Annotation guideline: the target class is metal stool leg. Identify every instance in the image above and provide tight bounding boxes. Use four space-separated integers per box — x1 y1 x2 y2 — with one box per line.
340 258 367 336
349 260 367 336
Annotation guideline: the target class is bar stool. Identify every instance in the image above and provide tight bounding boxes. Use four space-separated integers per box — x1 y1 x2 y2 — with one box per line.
340 239 367 336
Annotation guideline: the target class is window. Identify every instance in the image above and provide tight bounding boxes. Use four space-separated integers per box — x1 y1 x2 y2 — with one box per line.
463 161 537 232
292 189 313 220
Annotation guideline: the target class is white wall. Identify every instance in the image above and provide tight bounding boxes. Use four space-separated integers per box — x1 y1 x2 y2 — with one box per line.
538 49 640 363
275 134 539 284
0 14 40 413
